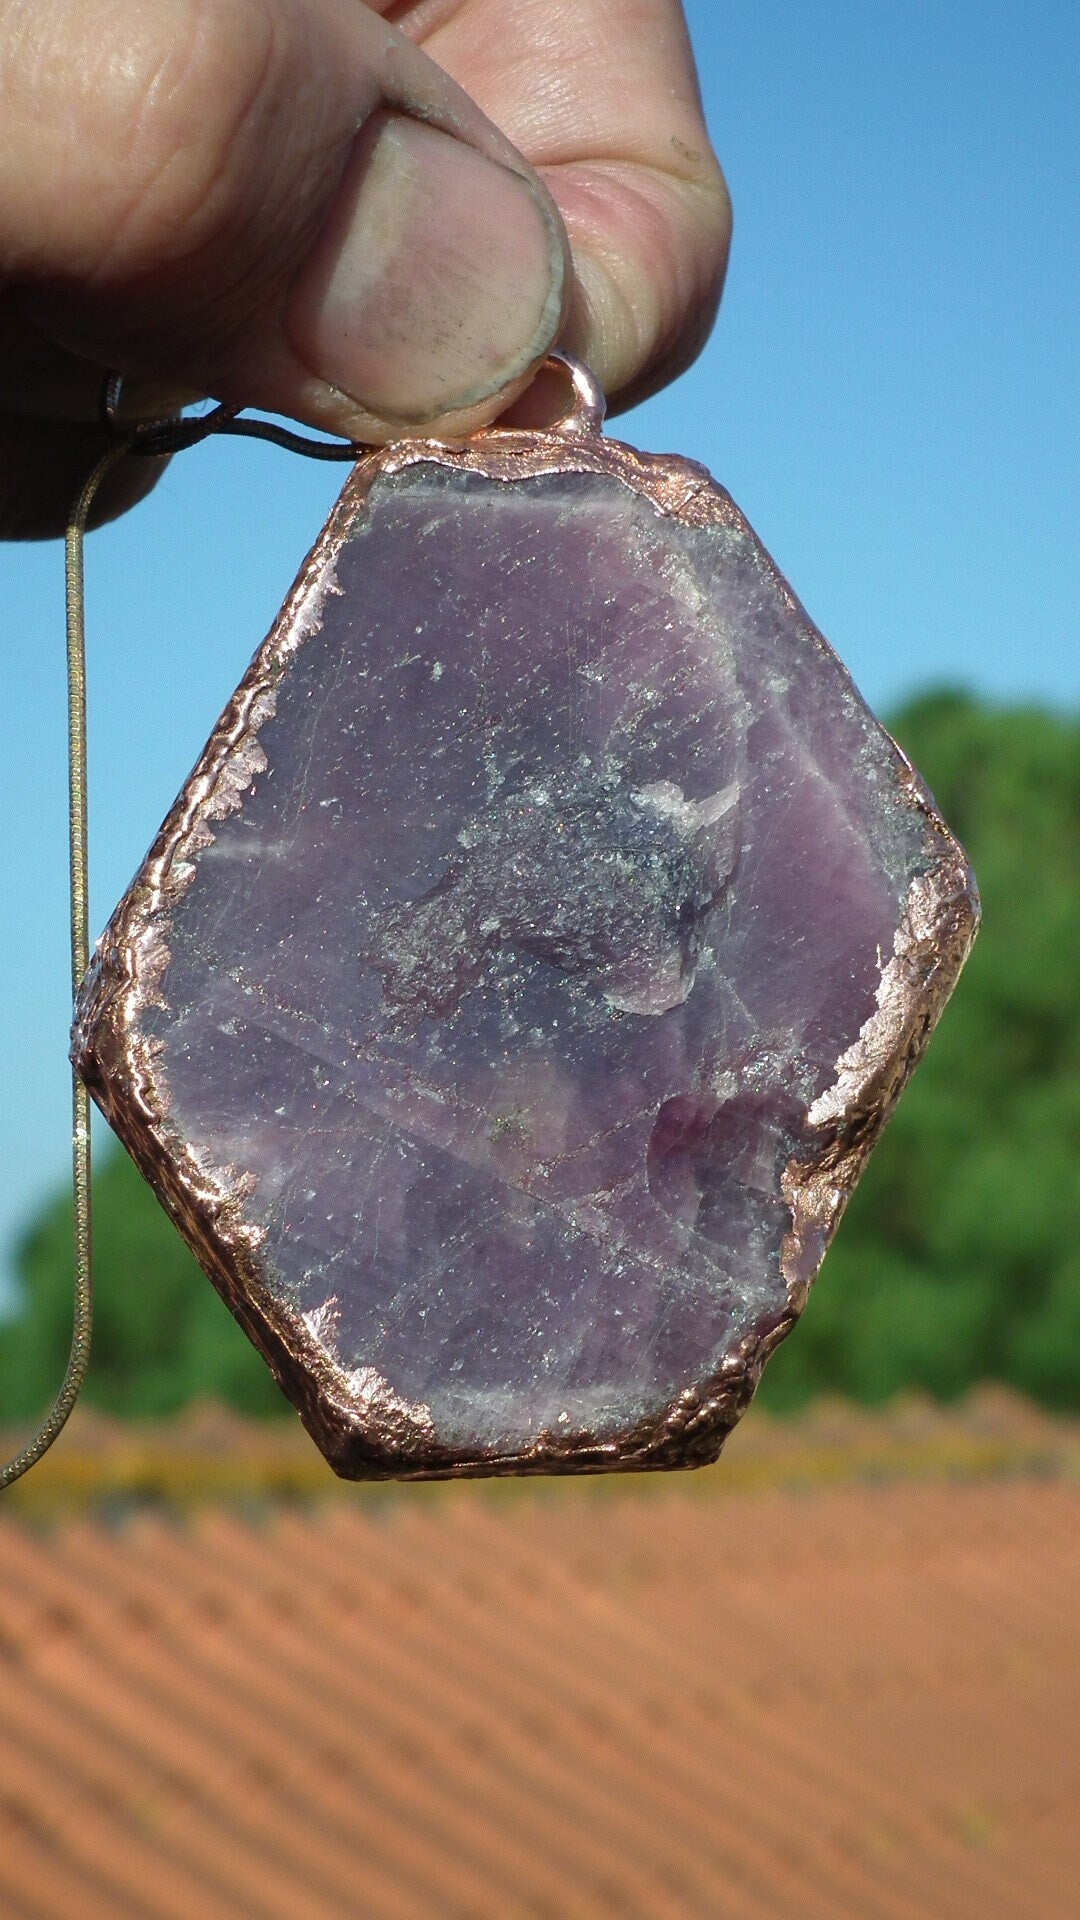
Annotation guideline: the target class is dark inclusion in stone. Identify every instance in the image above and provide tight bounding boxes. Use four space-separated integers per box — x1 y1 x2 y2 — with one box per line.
369 759 735 1022
74 451 978 1477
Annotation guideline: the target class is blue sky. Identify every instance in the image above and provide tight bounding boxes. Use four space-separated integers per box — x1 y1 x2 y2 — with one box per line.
1 0 1077 1308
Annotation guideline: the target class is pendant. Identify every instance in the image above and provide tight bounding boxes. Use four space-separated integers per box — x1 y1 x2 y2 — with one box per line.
73 356 978 1479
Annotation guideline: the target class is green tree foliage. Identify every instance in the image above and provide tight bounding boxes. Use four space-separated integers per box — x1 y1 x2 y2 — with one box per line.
0 1148 286 1420
1 694 1077 1423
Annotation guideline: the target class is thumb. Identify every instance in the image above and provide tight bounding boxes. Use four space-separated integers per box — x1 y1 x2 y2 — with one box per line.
0 0 570 442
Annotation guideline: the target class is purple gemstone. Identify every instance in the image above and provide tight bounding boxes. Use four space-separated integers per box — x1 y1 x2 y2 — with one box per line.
74 437 977 1476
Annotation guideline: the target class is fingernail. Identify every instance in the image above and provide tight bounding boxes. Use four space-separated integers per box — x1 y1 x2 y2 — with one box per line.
287 112 566 424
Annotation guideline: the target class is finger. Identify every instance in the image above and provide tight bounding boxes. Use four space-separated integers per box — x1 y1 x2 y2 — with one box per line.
0 303 184 539
0 414 168 541
388 0 732 410
0 0 570 442
0 300 197 427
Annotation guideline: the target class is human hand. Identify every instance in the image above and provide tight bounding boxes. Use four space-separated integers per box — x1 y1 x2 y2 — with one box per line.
0 0 730 536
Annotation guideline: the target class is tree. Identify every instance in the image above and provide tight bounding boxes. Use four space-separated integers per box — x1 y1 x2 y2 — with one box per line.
0 1146 286 1420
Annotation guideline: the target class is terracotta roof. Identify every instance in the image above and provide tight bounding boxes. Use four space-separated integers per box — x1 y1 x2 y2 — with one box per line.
1 1398 1077 1919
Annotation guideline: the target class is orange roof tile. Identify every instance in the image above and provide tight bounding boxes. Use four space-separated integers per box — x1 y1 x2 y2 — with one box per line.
0 1402 1077 1920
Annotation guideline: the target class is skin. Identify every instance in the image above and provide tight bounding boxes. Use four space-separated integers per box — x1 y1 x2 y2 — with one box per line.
0 0 731 536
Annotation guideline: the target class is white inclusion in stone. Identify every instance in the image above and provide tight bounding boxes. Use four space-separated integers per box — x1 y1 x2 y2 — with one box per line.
302 1297 341 1348
633 779 740 835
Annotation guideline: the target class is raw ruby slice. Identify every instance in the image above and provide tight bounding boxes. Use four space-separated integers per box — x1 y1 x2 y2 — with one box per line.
74 434 977 1476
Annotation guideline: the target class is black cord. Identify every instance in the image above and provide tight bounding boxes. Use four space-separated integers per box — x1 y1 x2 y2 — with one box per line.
213 417 364 460
100 377 363 463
